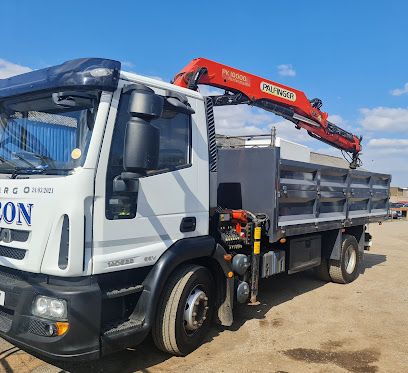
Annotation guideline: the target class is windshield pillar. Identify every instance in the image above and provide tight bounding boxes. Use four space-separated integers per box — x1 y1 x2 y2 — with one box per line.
81 91 113 169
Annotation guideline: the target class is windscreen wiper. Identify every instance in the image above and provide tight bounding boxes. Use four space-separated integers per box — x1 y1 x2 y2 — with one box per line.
10 153 48 178
9 166 70 178
10 166 48 179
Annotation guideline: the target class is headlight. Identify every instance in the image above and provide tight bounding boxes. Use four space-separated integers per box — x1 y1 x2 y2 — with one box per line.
32 296 67 320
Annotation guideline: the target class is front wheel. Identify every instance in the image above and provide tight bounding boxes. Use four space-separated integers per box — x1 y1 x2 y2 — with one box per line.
152 264 214 356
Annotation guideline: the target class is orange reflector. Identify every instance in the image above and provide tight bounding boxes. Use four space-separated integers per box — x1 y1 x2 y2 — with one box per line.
279 238 287 244
55 322 69 336
227 271 234 278
224 254 232 262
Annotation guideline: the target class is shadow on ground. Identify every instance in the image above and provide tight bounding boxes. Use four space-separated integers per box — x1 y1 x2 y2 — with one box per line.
361 252 387 273
13 252 387 373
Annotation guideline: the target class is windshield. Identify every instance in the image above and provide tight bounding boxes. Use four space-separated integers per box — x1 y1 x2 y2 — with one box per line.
0 90 101 175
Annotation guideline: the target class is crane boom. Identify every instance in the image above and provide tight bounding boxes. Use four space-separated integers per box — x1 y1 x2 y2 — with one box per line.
172 58 362 168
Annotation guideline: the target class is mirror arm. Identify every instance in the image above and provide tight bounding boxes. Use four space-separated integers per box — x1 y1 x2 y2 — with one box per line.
113 173 140 193
164 90 195 114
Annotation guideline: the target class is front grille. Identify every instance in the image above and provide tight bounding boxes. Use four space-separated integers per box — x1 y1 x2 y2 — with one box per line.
28 319 50 336
0 246 26 260
0 229 30 243
0 308 13 333
11 230 30 243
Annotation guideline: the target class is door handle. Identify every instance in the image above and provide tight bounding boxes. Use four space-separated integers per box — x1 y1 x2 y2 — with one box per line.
180 217 196 232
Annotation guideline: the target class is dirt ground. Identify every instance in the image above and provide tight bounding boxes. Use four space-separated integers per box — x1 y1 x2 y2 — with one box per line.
0 220 407 373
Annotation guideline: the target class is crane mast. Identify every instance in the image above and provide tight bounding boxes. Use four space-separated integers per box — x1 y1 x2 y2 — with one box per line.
172 58 362 168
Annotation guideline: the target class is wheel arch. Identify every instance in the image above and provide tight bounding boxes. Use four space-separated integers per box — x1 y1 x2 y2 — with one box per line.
321 225 365 261
133 237 232 329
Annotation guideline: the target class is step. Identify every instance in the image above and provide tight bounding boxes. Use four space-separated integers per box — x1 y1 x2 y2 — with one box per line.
102 318 143 337
102 285 144 299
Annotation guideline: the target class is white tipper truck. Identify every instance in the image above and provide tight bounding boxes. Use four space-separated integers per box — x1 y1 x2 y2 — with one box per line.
0 58 390 360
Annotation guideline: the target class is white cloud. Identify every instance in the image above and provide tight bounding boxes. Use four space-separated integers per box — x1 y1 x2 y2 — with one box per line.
361 138 408 186
367 138 408 147
390 82 408 96
359 106 408 133
366 138 408 155
328 114 346 126
277 64 296 77
213 105 274 136
212 103 325 143
271 119 318 144
0 58 31 78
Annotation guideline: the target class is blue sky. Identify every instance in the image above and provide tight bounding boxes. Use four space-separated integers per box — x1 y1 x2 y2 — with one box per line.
1 0 407 185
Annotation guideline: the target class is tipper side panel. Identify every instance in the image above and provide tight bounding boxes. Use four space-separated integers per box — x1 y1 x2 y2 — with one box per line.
278 159 390 227
217 147 391 243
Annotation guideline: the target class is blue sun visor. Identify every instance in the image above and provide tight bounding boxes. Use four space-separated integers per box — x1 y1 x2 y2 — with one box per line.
0 58 121 100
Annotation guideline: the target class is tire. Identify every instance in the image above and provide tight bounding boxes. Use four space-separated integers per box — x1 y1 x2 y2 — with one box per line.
329 234 361 284
152 264 214 356
314 258 332 282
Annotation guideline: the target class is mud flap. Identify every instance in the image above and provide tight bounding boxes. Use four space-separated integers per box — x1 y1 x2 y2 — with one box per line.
217 277 234 327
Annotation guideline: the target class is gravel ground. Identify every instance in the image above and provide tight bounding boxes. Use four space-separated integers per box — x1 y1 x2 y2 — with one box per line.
0 220 407 373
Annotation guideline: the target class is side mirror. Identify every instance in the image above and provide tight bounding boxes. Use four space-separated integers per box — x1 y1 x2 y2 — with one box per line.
123 84 163 177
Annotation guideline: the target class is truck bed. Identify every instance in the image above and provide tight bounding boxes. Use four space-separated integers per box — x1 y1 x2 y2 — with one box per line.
217 147 390 242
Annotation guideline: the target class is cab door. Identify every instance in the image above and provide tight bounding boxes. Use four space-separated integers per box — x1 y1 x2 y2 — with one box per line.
91 81 209 274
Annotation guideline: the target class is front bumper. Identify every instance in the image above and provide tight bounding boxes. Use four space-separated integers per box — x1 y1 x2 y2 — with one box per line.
0 267 102 361
0 236 228 360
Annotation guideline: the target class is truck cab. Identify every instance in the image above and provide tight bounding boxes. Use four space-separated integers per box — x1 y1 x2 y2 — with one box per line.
0 58 216 359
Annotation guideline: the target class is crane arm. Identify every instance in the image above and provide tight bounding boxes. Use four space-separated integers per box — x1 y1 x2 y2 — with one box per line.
172 58 362 168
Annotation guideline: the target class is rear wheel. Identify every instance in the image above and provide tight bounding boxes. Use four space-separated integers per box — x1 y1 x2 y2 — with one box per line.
329 234 360 284
152 264 214 356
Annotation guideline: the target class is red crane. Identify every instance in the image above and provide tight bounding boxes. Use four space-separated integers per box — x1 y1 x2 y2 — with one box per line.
172 58 362 168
